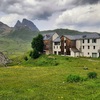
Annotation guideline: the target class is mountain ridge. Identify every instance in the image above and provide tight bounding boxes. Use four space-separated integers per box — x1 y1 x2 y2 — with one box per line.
0 21 12 36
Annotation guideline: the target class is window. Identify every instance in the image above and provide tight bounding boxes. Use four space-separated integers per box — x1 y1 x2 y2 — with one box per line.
88 52 89 55
92 53 97 57
88 39 90 43
54 51 57 54
54 42 60 45
93 46 95 49
58 52 61 55
83 40 84 43
88 46 90 49
92 39 96 43
83 46 84 49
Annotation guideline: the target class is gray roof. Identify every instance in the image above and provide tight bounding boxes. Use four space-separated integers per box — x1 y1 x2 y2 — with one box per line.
53 37 60 42
81 33 100 39
64 35 82 40
71 48 80 53
64 33 100 40
43 32 56 40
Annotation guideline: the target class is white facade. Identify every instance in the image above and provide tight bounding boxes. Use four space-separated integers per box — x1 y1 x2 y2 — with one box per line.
51 33 100 58
70 48 81 57
81 39 100 57
76 38 100 57
53 42 61 55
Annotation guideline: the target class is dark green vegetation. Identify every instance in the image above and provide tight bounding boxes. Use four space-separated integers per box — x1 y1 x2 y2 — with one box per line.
30 48 40 59
31 34 44 53
31 34 44 59
67 74 86 83
0 55 100 100
87 72 97 79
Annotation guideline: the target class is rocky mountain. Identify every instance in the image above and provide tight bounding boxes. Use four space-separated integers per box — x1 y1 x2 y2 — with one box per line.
14 19 39 31
0 22 12 36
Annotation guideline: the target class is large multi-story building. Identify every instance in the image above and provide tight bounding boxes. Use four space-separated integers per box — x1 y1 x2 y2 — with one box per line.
43 32 100 57
43 32 59 55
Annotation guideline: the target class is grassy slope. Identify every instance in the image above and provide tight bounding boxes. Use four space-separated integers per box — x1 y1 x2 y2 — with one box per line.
0 37 31 58
0 55 100 100
0 27 38 57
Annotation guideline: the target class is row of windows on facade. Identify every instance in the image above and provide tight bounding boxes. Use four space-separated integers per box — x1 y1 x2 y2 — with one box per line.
54 46 60 49
54 45 96 50
54 51 95 56
83 46 96 49
54 46 67 49
83 39 96 43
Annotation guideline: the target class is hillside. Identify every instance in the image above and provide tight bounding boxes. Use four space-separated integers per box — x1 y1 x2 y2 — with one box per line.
41 28 99 35
0 22 12 36
7 27 38 41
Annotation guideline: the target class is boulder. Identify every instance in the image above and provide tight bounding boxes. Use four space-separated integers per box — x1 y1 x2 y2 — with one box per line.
0 52 9 66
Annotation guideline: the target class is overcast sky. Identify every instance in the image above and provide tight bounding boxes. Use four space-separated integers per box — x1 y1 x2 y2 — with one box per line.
0 0 100 32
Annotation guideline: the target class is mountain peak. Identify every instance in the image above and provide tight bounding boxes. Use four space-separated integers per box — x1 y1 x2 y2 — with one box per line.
14 20 22 29
14 18 39 31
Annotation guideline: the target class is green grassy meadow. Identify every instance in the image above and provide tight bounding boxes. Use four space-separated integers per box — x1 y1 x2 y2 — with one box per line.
0 55 100 100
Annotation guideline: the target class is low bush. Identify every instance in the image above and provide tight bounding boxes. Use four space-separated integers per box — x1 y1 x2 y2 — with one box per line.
24 56 28 61
30 49 40 59
67 74 85 83
87 72 97 79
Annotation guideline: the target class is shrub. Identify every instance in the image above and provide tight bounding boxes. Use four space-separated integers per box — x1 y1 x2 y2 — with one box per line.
31 49 40 59
29 51 33 57
24 56 28 61
87 72 97 79
67 74 81 83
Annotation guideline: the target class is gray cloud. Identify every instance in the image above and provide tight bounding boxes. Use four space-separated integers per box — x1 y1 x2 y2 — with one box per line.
73 0 100 6
0 0 99 20
55 3 100 32
0 0 100 32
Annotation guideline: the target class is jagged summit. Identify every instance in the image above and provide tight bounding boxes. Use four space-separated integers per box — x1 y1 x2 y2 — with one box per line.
14 18 39 31
14 20 22 29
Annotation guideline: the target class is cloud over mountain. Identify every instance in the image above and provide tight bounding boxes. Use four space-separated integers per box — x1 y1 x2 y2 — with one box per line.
0 0 100 32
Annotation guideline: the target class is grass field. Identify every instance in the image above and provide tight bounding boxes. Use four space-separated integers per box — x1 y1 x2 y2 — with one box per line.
0 55 100 100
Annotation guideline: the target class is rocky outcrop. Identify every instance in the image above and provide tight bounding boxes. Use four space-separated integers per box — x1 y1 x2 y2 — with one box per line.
14 18 39 31
0 52 9 66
